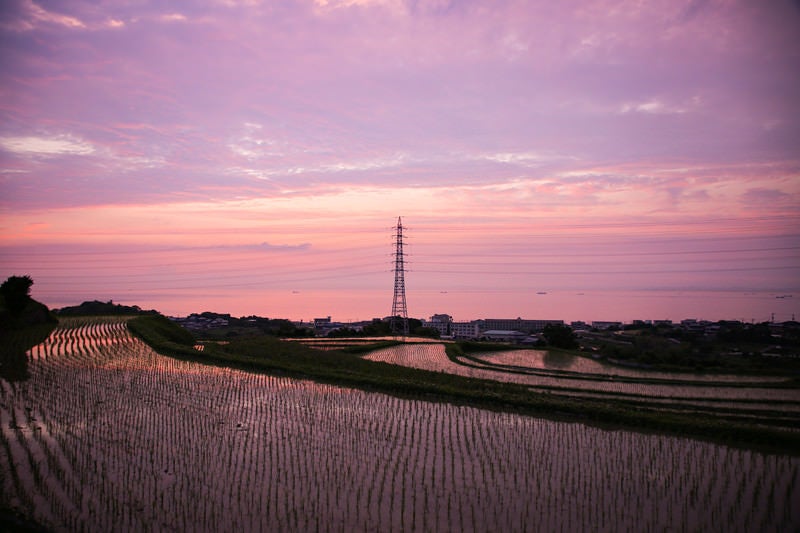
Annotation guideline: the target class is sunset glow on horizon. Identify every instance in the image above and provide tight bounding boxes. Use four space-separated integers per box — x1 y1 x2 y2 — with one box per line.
1 0 798 323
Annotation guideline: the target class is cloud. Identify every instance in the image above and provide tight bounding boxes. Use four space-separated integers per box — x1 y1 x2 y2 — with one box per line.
313 0 403 12
740 187 793 206
0 135 95 157
226 151 409 182
159 13 188 23
0 0 797 215
480 151 562 167
1 0 86 31
257 242 311 251
159 242 313 252
227 123 288 160
619 98 691 115
0 0 798 320
24 0 85 29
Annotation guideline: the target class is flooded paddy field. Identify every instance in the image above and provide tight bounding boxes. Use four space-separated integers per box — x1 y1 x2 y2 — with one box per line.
2 318 798 531
365 344 800 417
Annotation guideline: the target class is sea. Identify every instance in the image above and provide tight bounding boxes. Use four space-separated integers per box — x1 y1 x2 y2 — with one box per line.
67 288 798 325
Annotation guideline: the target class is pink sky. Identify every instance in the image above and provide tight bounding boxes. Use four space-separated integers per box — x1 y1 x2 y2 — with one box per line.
1 0 798 322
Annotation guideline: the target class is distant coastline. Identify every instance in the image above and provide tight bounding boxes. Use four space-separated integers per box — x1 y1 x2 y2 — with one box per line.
48 288 797 326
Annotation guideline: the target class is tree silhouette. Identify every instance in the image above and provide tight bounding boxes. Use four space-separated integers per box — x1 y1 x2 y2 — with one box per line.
1 275 34 316
542 323 579 349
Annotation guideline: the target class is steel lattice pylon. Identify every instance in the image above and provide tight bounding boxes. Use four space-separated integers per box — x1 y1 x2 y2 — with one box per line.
390 216 409 337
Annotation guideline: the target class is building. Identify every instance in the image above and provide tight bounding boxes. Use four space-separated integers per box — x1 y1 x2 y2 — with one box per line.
681 319 710 334
480 318 564 334
481 330 528 343
451 321 481 339
424 314 453 337
313 316 332 328
418 315 565 340
591 321 622 330
313 316 348 336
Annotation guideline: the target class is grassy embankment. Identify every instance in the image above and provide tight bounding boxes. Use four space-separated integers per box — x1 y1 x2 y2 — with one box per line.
128 314 800 455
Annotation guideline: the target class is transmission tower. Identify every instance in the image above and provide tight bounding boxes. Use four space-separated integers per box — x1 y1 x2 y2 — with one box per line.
390 216 409 337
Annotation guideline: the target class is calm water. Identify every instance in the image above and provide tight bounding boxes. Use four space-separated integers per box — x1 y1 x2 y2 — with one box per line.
83 288 799 324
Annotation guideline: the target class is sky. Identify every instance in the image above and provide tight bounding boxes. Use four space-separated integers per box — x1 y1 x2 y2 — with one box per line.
1 0 799 323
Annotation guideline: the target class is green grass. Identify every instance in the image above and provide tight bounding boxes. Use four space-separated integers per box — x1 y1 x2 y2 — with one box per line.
128 315 800 456
127 314 197 358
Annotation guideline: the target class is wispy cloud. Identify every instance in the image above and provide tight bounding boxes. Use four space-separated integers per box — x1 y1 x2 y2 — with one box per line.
740 187 794 206
0 135 95 156
619 99 688 115
14 0 86 30
480 151 561 166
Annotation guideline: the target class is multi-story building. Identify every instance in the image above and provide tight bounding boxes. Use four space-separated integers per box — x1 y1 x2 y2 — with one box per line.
422 316 565 339
424 314 453 337
591 321 622 330
480 318 564 334
450 321 481 339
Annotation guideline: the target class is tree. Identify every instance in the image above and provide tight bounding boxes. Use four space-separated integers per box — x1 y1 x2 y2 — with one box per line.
412 326 441 339
1 275 34 316
362 319 391 336
542 323 578 349
327 327 359 338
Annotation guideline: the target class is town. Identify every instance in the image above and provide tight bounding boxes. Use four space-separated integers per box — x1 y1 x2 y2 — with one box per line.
171 311 800 370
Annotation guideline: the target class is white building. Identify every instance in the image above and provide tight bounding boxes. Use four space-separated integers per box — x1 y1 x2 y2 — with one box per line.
424 314 453 337
451 321 480 339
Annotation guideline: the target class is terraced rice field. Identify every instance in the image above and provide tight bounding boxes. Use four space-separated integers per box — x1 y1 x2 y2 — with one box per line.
473 348 790 383
364 344 800 422
2 317 799 531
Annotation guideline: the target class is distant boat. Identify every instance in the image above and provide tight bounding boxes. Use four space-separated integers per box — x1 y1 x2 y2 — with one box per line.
776 294 793 299
292 290 300 294
537 291 547 295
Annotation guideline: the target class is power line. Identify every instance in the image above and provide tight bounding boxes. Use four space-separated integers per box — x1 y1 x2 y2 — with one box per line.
414 265 798 275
